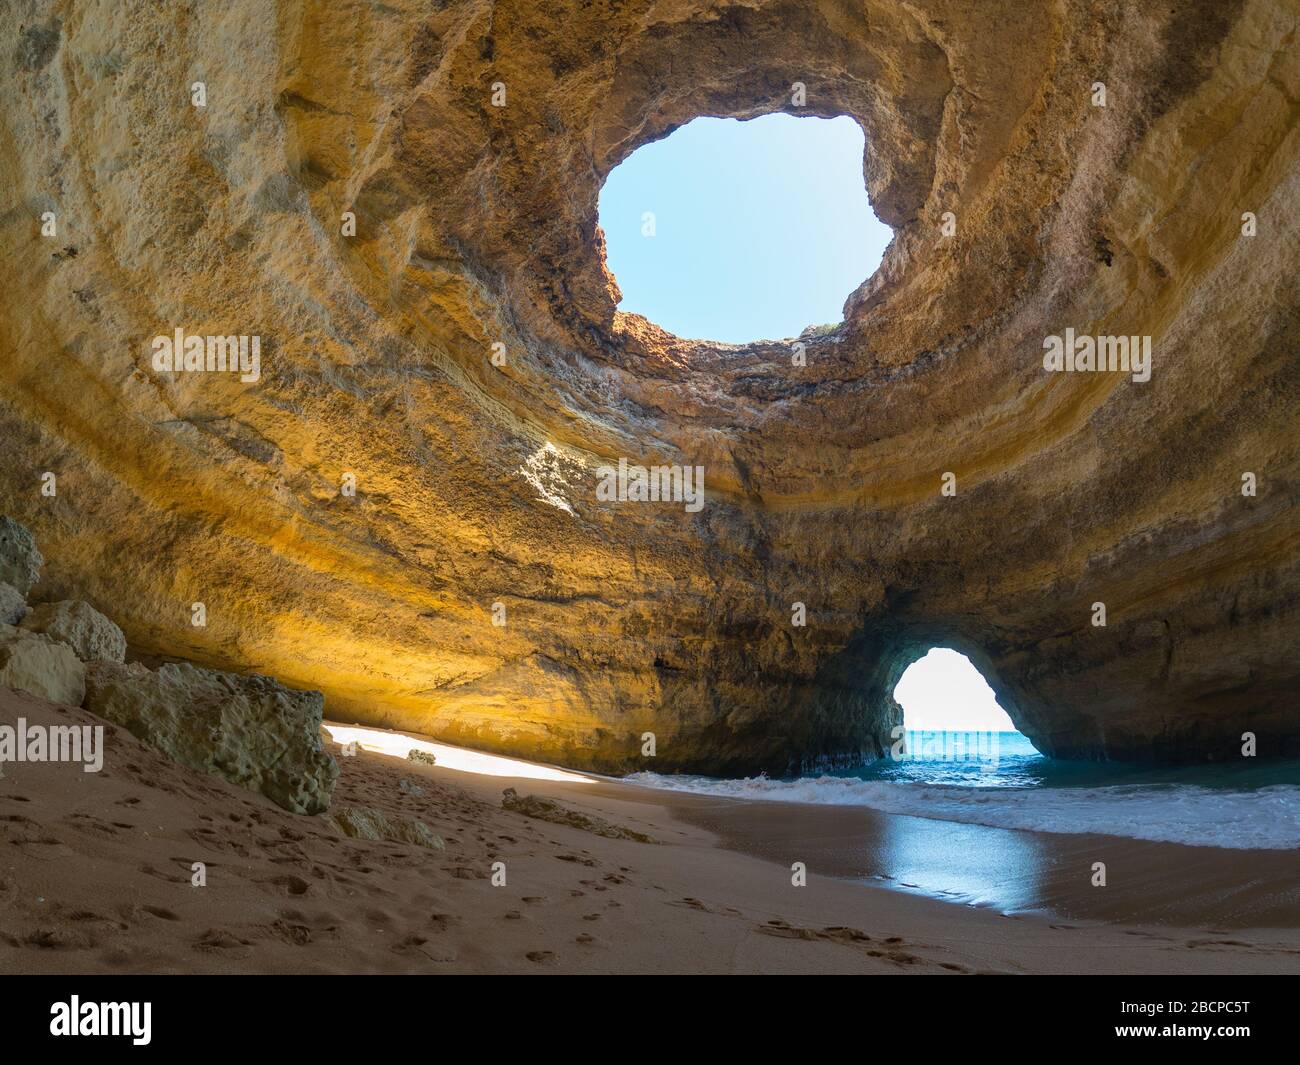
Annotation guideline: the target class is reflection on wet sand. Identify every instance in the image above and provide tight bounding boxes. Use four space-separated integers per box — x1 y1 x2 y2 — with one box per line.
875 811 1045 913
668 796 1300 929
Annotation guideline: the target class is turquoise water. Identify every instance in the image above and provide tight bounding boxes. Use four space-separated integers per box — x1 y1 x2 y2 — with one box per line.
846 730 1300 790
629 731 1300 849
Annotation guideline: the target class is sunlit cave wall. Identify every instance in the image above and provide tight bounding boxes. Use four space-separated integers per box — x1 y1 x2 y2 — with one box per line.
0 0 1296 773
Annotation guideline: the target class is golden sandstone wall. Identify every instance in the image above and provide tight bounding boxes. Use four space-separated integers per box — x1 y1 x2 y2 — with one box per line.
1 0 1297 772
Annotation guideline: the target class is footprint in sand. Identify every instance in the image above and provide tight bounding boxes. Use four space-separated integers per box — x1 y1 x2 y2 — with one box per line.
138 863 186 884
756 920 929 968
391 934 455 962
193 928 253 956
259 874 312 897
821 926 873 943
270 919 312 946
65 813 125 838
525 950 557 964
757 919 820 940
67 909 115 927
14 836 73 860
24 927 96 950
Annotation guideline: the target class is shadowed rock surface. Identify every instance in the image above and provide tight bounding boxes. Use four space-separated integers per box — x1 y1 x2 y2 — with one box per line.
0 518 42 598
21 600 127 663
330 804 446 849
0 584 27 627
0 1 1296 771
83 661 339 814
0 624 86 707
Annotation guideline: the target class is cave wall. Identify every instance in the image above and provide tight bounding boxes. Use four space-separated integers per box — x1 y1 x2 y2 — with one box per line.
1 0 1297 772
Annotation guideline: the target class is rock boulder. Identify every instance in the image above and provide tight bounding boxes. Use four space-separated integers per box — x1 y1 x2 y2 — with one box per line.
0 623 86 706
21 600 127 663
83 661 339 814
330 805 445 850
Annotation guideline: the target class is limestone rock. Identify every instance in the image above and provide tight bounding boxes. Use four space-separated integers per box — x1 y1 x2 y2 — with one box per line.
0 3 1296 769
20 600 127 663
406 749 437 766
501 787 655 843
330 805 445 850
0 518 42 597
0 583 27 626
83 661 339 815
0 624 86 706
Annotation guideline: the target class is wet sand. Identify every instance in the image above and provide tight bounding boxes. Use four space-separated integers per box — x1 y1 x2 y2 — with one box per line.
3 689 1299 974
664 793 1300 929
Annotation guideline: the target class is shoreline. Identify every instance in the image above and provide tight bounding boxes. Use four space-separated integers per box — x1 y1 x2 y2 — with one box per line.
661 791 1300 930
332 720 1300 930
3 697 1298 974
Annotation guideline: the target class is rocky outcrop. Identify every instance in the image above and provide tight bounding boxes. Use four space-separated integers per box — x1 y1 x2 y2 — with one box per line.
21 600 127 663
0 518 42 597
330 805 445 850
0 583 27 627
0 624 86 707
83 662 339 814
0 2 1296 771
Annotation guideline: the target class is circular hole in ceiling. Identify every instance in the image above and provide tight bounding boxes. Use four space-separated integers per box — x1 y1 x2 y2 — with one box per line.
598 113 893 345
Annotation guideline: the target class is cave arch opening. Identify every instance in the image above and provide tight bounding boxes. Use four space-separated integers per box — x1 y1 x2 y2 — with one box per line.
597 113 892 344
892 647 1029 765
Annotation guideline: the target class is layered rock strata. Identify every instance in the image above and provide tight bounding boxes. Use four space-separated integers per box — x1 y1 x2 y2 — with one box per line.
0 1 1296 771
0 517 339 813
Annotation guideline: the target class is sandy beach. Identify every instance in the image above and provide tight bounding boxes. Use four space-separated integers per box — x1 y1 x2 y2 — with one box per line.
2 687 1298 976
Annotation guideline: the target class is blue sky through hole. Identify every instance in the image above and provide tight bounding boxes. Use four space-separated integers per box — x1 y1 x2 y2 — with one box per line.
894 649 1019 733
598 114 892 343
